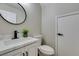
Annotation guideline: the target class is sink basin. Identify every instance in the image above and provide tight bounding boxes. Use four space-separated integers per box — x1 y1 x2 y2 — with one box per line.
4 37 31 46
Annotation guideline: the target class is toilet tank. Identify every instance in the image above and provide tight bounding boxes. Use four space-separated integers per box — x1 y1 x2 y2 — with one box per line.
33 35 42 45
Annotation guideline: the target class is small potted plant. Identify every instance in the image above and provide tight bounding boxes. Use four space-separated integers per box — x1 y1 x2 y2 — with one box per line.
22 29 29 37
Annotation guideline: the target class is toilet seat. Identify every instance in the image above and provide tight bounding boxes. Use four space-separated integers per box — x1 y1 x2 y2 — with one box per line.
38 45 54 55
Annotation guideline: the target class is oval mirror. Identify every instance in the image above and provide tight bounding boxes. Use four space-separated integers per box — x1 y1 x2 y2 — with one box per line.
0 3 27 25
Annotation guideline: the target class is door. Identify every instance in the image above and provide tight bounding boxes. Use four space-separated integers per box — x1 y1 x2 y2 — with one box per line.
57 12 79 56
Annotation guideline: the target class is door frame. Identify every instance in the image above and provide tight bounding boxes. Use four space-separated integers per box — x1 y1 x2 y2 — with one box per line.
55 11 79 56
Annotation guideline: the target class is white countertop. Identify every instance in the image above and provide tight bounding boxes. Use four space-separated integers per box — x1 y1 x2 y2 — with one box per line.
0 37 39 55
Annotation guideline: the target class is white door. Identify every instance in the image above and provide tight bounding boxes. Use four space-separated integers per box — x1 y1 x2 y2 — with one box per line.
57 12 79 56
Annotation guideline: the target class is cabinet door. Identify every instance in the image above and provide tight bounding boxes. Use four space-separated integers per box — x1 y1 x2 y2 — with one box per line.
26 42 40 56
2 47 25 56
28 46 37 56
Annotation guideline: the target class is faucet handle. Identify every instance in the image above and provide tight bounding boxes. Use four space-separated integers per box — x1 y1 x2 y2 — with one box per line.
14 30 19 33
17 31 19 33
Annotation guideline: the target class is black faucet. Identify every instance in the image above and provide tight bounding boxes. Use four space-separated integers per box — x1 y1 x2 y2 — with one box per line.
12 30 19 39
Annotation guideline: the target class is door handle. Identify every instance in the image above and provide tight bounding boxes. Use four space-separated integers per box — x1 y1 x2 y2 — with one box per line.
57 33 63 36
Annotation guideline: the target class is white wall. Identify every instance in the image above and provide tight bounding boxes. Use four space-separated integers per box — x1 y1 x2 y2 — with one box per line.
41 3 79 48
0 3 41 39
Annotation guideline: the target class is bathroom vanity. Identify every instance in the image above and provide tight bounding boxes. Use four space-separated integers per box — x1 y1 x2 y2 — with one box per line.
0 37 41 56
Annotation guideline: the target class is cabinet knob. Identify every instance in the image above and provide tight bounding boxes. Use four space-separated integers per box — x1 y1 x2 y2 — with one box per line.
26 51 28 56
23 53 25 56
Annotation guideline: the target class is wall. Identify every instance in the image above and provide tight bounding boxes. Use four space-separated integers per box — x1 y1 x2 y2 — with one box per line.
0 3 41 40
41 3 79 48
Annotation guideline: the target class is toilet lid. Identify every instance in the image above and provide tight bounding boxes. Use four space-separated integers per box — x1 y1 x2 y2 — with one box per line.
38 45 54 55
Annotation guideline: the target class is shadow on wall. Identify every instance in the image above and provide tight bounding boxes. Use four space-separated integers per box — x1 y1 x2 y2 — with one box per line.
41 37 46 45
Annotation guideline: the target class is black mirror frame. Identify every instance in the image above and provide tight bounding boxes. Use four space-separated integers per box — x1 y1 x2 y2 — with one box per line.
0 3 27 25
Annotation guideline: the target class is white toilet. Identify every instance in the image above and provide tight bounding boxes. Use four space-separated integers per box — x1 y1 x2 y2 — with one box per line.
33 35 55 56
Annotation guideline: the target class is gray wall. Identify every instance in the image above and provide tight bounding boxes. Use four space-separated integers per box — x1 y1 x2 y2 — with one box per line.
0 3 41 39
41 3 79 48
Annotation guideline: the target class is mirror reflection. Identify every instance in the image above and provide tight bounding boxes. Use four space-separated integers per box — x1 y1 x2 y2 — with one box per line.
0 3 27 25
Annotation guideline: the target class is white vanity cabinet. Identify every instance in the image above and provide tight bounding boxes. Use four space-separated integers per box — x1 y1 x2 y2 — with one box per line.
1 42 40 56
0 37 41 56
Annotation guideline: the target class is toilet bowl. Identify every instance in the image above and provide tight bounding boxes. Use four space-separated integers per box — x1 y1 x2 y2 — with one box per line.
38 45 54 56
33 35 55 56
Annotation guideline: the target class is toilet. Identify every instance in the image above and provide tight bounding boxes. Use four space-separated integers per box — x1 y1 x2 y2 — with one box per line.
38 45 54 56
33 35 55 56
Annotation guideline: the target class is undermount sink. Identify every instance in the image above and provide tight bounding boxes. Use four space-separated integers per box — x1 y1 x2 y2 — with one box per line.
3 37 33 46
